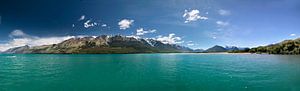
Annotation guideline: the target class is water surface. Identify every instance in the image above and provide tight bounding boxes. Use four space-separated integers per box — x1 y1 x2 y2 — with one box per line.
0 54 300 91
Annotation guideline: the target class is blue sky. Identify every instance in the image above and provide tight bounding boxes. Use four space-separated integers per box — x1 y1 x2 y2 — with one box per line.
0 0 300 51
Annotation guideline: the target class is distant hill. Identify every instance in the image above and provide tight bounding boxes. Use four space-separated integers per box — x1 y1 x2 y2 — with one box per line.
250 38 300 54
3 35 193 54
203 45 249 53
205 45 227 52
225 46 239 51
193 49 205 52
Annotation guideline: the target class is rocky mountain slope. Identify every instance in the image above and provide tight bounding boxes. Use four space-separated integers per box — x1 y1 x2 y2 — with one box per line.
3 35 193 54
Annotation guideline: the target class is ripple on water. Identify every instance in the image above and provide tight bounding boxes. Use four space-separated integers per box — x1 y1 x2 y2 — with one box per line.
0 54 299 91
5 56 17 58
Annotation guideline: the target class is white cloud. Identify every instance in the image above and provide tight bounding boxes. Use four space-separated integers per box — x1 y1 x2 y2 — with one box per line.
101 24 107 27
76 15 100 28
216 21 230 31
84 20 98 28
126 35 141 39
187 43 195 46
290 34 296 37
78 15 85 21
183 9 208 23
212 36 217 39
218 9 231 16
118 19 134 30
216 21 230 27
187 41 198 46
0 30 75 51
136 28 156 36
155 33 183 44
9 29 30 38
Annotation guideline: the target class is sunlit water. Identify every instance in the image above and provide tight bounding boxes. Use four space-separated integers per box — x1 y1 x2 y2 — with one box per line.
0 53 300 91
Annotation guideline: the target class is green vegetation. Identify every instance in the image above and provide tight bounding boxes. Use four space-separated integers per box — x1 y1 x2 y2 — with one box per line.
250 38 300 54
228 48 250 53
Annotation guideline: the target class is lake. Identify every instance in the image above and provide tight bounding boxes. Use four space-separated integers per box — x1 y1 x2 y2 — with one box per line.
0 53 300 91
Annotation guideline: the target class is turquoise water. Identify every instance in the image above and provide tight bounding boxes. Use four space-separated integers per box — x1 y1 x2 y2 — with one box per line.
0 54 300 91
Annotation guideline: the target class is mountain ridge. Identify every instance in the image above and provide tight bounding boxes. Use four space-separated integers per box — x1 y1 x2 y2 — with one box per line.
250 38 300 54
204 45 227 52
3 35 193 54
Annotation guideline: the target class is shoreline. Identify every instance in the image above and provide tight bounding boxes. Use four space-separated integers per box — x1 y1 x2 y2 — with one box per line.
193 52 252 54
0 52 253 55
2 52 300 55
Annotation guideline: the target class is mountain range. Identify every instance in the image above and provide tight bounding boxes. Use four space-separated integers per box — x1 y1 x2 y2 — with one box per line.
202 45 248 53
3 35 193 54
5 35 297 54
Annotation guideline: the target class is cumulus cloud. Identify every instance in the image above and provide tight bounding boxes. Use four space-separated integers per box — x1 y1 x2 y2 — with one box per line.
118 19 134 30
0 30 75 51
183 9 208 23
216 21 230 27
290 34 296 37
218 9 231 16
84 20 98 28
136 28 156 36
155 33 183 44
78 15 85 21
